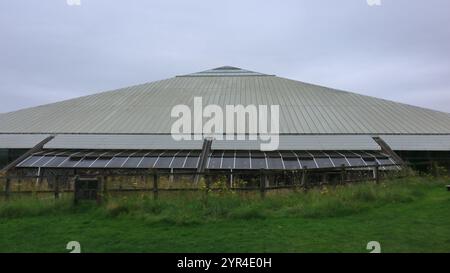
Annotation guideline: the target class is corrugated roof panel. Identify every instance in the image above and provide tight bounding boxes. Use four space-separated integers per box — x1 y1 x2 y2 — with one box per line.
179 66 272 77
45 135 203 150
36 134 382 151
1 67 450 135
212 135 381 151
379 135 450 151
0 134 50 149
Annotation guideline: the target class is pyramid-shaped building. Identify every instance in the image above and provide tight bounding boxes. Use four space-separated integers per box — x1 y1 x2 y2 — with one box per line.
1 66 450 173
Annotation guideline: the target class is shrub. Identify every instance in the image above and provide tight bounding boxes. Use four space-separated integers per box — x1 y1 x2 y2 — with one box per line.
0 175 442 223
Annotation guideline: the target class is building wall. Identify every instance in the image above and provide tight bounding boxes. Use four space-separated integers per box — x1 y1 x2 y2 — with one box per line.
0 149 27 169
0 149 8 168
397 151 450 173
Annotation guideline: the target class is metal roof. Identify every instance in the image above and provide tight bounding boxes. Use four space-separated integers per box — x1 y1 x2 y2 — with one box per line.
212 135 381 150
1 66 450 136
0 134 381 150
178 66 272 77
0 134 50 149
44 134 204 150
379 135 450 151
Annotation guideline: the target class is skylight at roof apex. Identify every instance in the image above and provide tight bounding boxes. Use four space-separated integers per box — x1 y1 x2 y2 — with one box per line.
212 66 241 70
177 66 274 77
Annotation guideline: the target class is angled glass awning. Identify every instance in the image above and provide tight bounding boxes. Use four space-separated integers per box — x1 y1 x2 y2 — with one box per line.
15 149 399 171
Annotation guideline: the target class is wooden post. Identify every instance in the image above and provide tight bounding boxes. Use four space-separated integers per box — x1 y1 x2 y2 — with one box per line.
431 161 439 177
96 176 103 205
153 171 159 200
54 176 60 199
4 178 11 200
169 168 174 184
292 171 298 187
67 176 72 191
321 173 327 185
103 176 108 193
205 171 211 195
73 176 79 205
374 163 380 184
35 167 42 189
340 164 346 185
229 169 233 188
203 170 211 206
291 171 297 187
259 169 266 199
300 167 308 188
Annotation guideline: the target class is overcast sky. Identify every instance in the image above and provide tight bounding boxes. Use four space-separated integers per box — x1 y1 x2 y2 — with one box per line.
0 0 449 113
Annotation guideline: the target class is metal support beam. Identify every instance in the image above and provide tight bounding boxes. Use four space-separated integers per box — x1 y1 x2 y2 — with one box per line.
194 138 213 184
372 136 405 165
0 135 56 174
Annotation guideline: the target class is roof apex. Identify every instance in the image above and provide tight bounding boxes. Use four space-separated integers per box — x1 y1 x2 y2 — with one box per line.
177 66 274 77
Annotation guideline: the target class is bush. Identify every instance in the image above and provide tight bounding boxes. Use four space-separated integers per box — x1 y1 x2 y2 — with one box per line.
0 176 445 222
0 196 73 218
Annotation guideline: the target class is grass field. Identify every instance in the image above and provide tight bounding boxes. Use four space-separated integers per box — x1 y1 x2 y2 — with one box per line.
0 175 449 253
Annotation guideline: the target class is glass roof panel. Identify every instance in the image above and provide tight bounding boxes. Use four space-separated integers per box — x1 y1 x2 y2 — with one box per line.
44 156 69 168
170 156 187 169
331 157 350 167
299 158 317 169
235 157 251 169
251 157 267 169
106 157 128 168
221 157 234 169
347 157 366 167
18 156 43 167
75 158 97 168
90 158 112 168
154 157 174 168
208 157 222 169
283 159 301 170
122 157 143 168
137 157 159 168
267 157 284 169
31 156 54 167
16 149 396 171
184 157 199 169
315 157 334 168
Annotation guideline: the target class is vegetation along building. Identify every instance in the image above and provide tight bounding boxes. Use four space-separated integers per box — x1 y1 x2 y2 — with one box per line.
1 66 450 188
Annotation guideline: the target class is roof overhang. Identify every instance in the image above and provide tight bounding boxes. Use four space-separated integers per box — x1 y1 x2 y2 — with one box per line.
1 134 381 151
2 134 450 151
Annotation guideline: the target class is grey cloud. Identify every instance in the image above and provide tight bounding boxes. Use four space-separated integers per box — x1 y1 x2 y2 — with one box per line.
0 0 449 113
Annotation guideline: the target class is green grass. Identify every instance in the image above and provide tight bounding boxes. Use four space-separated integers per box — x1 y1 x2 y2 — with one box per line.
1 176 449 253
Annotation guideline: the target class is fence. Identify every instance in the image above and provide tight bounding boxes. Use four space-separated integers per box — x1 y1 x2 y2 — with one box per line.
0 161 421 201
2 159 449 202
